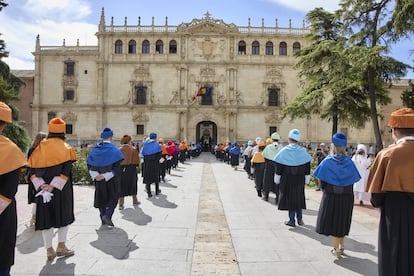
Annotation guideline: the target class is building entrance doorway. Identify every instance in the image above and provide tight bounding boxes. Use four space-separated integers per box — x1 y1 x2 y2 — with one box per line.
196 121 217 152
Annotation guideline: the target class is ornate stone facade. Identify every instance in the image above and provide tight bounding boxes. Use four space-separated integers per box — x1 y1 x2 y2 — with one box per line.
31 10 405 147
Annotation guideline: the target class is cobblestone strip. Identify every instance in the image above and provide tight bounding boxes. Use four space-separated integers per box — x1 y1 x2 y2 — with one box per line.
190 161 241 276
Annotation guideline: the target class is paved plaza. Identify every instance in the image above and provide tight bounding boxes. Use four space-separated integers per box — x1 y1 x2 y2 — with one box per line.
12 153 379 276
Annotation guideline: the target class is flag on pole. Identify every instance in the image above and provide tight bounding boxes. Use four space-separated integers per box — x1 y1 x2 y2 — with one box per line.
192 86 213 101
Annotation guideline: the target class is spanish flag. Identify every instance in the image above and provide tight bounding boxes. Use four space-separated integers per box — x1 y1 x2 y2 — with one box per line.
192 86 213 101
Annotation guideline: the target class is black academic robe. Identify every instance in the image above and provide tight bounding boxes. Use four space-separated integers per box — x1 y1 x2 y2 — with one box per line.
372 192 414 276
89 162 122 208
29 161 75 231
0 169 20 271
143 152 162 185
276 162 310 211
315 182 354 237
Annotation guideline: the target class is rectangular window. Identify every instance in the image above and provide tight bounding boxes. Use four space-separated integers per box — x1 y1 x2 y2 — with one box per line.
136 124 144 135
64 61 75 76
268 87 280 106
65 124 73 134
269 126 277 136
64 89 75 101
135 85 147 105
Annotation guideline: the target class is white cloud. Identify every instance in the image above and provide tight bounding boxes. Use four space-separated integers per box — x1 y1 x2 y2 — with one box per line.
23 0 92 21
1 0 96 69
269 0 341 12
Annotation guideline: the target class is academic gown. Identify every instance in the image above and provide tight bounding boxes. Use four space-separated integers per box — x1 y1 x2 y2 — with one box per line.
366 139 414 276
274 143 312 211
27 137 77 231
313 154 360 237
0 135 27 271
119 144 140 197
87 141 124 209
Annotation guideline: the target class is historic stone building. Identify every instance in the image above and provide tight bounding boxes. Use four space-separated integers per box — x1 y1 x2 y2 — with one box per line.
31 9 408 148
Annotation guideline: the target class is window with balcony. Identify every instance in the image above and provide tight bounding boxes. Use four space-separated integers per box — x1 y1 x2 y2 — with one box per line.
169 40 177 54
64 60 75 76
265 41 273 55
279 42 287 56
135 84 147 105
293 42 301 53
252 41 260 55
142 40 150 54
115 40 123 54
155 40 163 54
128 40 136 54
268 86 280 106
238 41 246 55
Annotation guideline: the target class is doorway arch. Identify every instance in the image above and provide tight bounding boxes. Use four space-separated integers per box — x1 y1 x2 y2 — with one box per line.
196 121 217 152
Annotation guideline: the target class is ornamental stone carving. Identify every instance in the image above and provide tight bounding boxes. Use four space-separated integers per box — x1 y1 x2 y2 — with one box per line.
265 112 280 124
132 110 149 122
61 111 77 122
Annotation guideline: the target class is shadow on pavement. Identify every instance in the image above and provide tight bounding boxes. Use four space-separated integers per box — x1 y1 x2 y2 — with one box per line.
120 207 152 225
90 227 138 259
147 194 178 209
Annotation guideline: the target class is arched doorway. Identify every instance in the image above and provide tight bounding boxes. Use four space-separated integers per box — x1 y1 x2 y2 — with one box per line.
196 121 217 152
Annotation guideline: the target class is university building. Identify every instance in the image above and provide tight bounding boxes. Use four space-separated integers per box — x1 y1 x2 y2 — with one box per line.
29 9 407 148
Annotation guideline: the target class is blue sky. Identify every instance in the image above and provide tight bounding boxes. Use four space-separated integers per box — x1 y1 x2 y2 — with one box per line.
1 0 413 78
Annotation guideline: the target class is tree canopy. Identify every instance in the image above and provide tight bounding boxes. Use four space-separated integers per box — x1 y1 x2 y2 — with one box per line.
282 1 413 150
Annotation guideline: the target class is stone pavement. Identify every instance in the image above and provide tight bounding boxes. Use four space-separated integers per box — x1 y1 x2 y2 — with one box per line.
11 153 380 276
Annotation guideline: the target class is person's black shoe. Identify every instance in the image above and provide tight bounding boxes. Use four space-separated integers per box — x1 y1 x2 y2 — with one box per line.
102 215 114 226
257 190 262 197
284 220 296 227
147 191 152 198
156 189 161 195
297 219 304 226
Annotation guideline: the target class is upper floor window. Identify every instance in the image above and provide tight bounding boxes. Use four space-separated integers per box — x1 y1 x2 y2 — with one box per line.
279 42 287 56
169 40 177 54
64 60 75 76
142 40 150 54
155 40 164 54
265 41 273 55
128 40 136 54
115 40 123 54
252 41 260 55
293 42 301 53
64 89 75 101
135 84 147 105
238 41 246 55
268 86 280 106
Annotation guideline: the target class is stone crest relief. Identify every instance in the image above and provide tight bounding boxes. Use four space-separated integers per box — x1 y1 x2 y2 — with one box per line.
132 110 149 122
197 38 217 60
61 111 77 122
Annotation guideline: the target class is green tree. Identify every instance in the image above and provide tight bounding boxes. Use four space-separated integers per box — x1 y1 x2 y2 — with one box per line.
401 80 414 108
282 8 375 135
337 0 413 151
0 0 30 151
